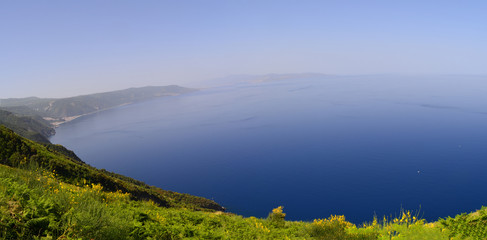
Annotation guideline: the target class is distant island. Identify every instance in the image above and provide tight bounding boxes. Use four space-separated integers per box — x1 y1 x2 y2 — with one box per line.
0 85 197 127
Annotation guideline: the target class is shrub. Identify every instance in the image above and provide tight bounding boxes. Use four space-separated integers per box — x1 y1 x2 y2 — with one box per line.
267 206 286 228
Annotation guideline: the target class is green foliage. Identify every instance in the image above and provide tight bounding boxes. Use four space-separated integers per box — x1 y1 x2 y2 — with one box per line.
0 125 223 212
347 211 454 240
43 143 84 164
0 165 307 239
267 206 286 228
308 215 377 240
0 109 54 143
0 159 482 240
439 206 487 240
0 165 383 239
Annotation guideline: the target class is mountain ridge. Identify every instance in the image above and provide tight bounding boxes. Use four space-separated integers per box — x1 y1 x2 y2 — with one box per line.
1 85 197 126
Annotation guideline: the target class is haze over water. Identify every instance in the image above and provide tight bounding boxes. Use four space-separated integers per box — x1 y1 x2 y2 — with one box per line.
51 75 487 223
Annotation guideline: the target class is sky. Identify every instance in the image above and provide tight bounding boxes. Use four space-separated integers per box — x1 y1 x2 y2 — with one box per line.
1 0 486 98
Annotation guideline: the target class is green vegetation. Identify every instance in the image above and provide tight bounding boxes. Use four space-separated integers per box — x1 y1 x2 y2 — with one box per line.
0 109 86 163
0 110 54 143
0 86 197 123
439 207 487 239
0 125 222 212
1 125 486 239
0 165 374 239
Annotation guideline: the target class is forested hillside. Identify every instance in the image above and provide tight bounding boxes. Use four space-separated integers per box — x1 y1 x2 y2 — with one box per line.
0 85 197 124
0 109 54 143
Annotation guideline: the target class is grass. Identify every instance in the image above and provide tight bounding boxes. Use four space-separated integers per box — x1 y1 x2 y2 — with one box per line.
2 163 484 239
0 125 223 212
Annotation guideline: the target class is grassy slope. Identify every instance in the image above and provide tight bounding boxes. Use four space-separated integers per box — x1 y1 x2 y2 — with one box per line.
0 163 462 240
0 126 223 212
0 164 377 239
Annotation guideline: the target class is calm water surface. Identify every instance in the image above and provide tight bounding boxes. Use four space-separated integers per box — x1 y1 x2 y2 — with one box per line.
51 76 487 223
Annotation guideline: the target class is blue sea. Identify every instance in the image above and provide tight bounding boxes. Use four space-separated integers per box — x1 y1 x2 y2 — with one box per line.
50 75 487 223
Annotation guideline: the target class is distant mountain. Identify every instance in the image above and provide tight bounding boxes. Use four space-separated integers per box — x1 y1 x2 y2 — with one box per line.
0 109 55 143
1 85 197 125
244 73 332 83
197 73 333 88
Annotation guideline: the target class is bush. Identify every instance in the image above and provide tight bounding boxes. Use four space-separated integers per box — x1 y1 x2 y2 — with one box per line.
267 206 286 228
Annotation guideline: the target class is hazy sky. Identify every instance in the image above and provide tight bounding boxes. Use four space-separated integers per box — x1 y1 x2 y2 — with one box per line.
1 1 486 98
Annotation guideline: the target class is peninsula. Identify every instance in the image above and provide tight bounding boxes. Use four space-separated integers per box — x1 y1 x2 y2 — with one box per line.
0 85 197 127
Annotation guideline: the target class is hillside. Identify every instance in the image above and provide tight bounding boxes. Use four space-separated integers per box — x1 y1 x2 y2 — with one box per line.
0 85 197 125
0 125 223 212
0 109 55 143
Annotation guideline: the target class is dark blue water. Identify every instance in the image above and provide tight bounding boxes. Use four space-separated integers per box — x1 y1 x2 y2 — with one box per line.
51 75 487 223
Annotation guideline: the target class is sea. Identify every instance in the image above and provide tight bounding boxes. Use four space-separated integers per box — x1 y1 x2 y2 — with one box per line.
50 75 487 224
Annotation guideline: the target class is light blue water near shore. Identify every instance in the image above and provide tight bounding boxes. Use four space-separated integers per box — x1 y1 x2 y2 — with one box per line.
51 75 487 223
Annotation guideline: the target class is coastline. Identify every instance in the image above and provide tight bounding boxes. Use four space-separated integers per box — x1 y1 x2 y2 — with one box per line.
43 91 198 128
44 115 83 127
44 102 134 128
